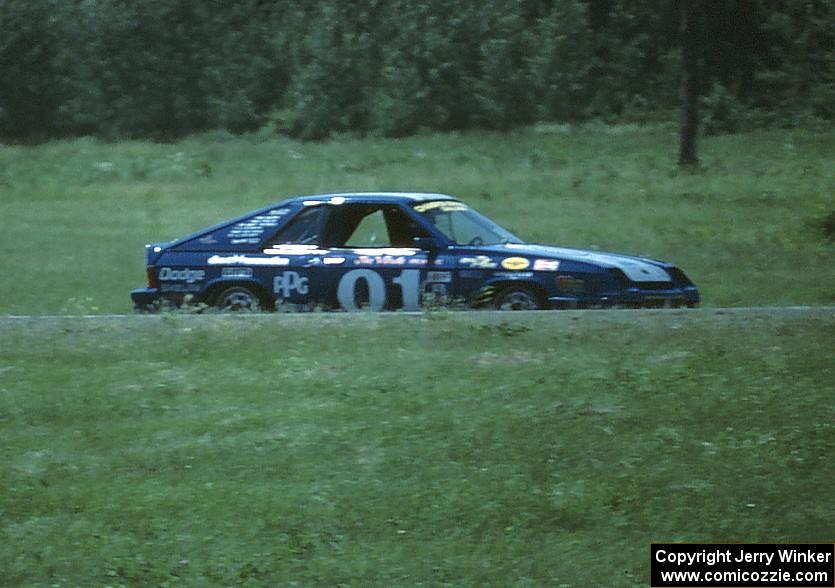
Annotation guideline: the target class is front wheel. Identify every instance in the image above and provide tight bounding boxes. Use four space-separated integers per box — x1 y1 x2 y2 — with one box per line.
214 286 262 312
493 285 543 311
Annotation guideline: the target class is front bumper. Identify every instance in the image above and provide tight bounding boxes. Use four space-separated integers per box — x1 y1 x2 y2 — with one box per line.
548 286 700 309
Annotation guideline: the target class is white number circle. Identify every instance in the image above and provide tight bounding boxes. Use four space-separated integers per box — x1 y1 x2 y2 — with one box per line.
337 269 387 311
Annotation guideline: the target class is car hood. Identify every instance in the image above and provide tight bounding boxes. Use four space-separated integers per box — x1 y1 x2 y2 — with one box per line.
482 243 673 282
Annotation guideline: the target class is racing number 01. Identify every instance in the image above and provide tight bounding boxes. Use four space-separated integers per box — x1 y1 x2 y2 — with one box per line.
337 269 421 311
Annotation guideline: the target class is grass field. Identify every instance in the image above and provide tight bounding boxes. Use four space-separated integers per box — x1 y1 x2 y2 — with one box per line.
1 126 832 586
0 123 833 314
1 309 833 586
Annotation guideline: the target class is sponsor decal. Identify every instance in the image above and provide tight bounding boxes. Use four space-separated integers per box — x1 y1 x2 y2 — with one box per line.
323 257 346 265
222 267 254 279
226 210 287 243
274 271 309 298
426 271 452 283
159 267 206 283
355 255 408 266
208 255 290 266
351 248 418 256
408 258 428 266
460 255 498 269
501 257 530 270
460 270 484 279
198 235 219 244
533 259 560 271
413 201 469 213
494 271 533 279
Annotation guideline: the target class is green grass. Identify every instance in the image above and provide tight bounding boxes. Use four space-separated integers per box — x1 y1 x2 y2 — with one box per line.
1 309 833 586
0 126 832 586
0 124 833 314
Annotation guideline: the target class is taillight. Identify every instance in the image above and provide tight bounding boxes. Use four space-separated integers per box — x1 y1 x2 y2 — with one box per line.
146 266 159 289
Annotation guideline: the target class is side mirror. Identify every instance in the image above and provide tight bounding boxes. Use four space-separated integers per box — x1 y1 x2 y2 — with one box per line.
413 236 439 251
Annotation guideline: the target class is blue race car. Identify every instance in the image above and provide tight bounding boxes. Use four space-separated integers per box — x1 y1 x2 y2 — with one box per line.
131 192 699 312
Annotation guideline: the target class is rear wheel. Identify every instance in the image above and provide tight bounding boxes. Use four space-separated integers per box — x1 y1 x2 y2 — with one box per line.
493 285 543 310
214 286 261 312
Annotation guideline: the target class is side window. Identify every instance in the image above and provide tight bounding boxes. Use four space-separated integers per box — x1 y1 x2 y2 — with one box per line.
174 206 293 251
345 210 390 247
270 206 325 245
443 213 484 245
323 204 431 248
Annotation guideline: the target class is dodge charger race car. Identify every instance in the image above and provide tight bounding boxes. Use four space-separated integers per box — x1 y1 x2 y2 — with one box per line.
131 192 699 311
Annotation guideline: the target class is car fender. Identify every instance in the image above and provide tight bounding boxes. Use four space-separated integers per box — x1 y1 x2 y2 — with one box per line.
475 274 550 307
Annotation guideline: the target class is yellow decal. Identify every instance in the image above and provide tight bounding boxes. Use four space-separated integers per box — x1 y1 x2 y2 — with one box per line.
501 257 530 270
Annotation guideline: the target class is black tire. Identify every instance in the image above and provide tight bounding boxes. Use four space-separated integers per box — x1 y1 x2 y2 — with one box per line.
214 286 262 312
493 284 544 311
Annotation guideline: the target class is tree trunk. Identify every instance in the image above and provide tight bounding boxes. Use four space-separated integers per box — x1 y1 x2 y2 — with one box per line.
679 0 701 166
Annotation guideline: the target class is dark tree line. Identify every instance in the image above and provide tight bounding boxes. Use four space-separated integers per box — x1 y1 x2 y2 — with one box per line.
0 0 832 142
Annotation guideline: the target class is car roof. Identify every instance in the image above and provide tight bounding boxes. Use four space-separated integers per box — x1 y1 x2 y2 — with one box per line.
281 192 458 205
167 192 459 248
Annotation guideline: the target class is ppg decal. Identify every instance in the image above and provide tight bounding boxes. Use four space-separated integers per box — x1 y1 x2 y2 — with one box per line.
273 271 309 298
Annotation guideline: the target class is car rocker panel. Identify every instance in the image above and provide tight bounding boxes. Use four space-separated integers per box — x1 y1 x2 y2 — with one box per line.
131 193 699 311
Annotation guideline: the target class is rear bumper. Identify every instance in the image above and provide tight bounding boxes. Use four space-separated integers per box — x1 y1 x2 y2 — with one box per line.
130 287 161 311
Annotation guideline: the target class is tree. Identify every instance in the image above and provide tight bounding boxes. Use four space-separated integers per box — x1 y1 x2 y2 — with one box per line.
0 0 64 140
678 0 701 166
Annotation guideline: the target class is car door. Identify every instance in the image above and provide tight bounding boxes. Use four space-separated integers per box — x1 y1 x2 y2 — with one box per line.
319 203 434 311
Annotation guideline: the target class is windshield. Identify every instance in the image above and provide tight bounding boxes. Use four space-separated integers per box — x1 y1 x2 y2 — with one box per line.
412 201 521 246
